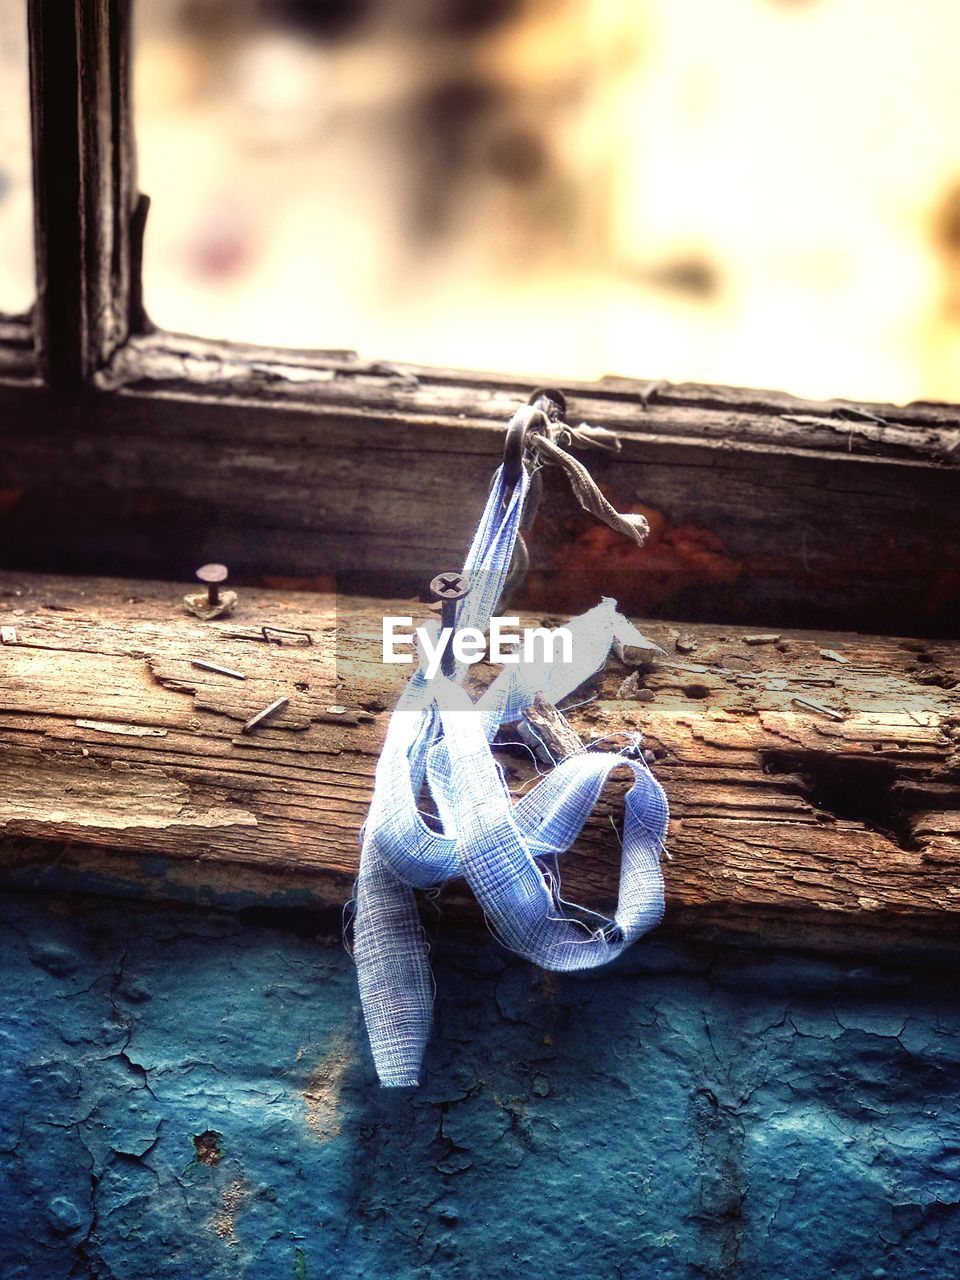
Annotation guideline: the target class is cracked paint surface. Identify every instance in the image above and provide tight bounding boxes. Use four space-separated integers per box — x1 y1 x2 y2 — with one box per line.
0 891 958 1278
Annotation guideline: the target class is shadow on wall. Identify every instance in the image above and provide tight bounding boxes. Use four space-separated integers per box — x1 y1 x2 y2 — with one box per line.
0 889 958 1278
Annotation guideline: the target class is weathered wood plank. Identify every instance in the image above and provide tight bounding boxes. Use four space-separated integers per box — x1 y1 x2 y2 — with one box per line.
0 572 956 949
110 330 960 460
27 0 135 386
0 353 957 634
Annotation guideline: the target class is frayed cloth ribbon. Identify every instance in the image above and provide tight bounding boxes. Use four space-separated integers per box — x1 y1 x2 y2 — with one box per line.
351 431 669 1087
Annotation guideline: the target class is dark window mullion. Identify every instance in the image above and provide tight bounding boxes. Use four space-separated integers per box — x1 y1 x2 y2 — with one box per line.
28 0 136 389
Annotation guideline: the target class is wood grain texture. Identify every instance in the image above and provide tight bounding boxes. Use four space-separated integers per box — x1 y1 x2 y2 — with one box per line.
110 330 960 462
0 346 957 635
4 0 957 652
0 572 957 949
27 0 134 386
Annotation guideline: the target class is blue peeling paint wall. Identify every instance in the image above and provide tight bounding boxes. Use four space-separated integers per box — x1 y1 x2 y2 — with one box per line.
1 889 958 1280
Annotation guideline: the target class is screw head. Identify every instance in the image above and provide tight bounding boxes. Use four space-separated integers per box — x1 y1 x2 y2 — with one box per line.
196 563 228 585
429 571 470 602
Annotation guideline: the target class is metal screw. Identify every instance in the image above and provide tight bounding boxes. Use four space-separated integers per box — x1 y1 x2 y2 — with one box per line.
429 571 471 677
196 563 228 608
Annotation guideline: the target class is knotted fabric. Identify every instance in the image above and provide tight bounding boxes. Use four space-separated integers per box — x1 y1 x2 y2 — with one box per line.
352 448 669 1087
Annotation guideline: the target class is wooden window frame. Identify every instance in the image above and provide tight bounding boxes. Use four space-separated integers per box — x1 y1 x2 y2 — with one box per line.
0 0 957 636
0 0 957 948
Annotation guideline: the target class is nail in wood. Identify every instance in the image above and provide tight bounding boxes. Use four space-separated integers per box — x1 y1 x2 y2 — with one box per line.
241 696 289 734
792 695 845 722
196 563 228 607
192 659 245 680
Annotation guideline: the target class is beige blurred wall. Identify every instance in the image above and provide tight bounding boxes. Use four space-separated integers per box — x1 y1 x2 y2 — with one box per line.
0 1 34 314
5 0 959 406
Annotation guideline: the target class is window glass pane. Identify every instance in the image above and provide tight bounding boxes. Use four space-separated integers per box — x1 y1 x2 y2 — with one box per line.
135 1 960 403
0 0 34 315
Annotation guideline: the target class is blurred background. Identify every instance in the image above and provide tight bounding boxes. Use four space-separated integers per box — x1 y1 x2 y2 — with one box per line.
4 1 960 403
0 2 33 317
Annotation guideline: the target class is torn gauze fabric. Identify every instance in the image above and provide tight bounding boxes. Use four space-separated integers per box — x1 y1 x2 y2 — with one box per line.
351 462 669 1087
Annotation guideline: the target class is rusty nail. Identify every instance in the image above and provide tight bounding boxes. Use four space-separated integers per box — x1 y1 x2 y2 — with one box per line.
196 563 228 608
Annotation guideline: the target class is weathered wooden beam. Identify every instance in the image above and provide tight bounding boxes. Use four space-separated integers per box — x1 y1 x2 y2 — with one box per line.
0 572 956 950
108 330 960 462
0 351 957 634
27 0 135 386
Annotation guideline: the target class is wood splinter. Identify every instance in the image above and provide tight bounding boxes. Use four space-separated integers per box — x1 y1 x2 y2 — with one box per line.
520 692 586 765
819 649 850 664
